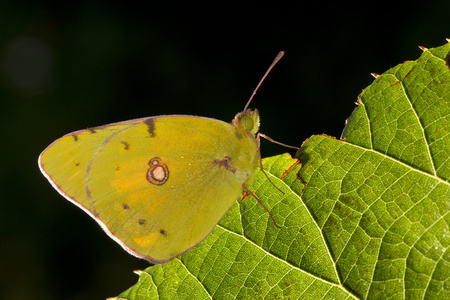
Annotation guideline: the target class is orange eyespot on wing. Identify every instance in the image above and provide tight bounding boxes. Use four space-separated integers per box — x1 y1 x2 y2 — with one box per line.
146 157 169 186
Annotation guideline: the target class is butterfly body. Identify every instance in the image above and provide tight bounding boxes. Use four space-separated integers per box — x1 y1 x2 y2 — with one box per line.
39 110 260 263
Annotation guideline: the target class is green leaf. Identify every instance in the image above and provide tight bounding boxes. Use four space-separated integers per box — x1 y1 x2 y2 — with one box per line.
114 42 450 299
298 42 450 299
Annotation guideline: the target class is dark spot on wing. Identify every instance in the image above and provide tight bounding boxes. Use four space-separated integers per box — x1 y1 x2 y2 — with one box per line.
121 141 130 150
213 156 236 173
72 134 78 142
144 118 156 137
88 128 96 134
160 229 167 236
138 219 145 225
122 203 130 210
75 162 80 167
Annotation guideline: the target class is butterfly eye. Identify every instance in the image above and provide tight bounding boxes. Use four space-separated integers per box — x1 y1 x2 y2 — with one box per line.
240 115 254 132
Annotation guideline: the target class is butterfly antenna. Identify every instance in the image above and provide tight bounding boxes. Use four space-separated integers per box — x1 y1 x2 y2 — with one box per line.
243 51 285 111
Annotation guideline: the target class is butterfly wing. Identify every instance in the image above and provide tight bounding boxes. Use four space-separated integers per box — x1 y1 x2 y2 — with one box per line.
39 115 259 263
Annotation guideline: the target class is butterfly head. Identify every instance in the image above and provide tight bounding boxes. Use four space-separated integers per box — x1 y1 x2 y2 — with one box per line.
233 109 260 136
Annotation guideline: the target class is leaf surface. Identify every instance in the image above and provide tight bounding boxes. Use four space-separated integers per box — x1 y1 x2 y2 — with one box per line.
115 42 450 300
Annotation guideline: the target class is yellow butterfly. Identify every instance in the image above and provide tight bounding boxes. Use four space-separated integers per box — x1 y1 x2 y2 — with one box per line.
38 52 284 263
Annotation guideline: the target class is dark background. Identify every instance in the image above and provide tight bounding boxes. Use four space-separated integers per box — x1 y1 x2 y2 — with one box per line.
1 1 448 299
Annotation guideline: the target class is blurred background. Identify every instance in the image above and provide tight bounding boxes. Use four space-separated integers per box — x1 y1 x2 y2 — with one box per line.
0 1 449 299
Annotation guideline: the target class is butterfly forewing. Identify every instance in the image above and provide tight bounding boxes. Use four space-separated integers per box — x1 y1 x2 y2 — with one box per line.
39 115 259 263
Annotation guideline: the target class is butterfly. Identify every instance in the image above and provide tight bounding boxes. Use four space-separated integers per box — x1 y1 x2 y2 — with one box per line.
38 52 284 263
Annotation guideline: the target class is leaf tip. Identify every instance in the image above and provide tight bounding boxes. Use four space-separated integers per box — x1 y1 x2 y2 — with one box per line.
371 73 379 78
446 38 450 43
133 269 144 276
418 45 428 51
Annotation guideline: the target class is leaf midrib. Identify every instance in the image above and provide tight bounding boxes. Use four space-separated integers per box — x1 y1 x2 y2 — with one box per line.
207 168 361 299
345 139 449 186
